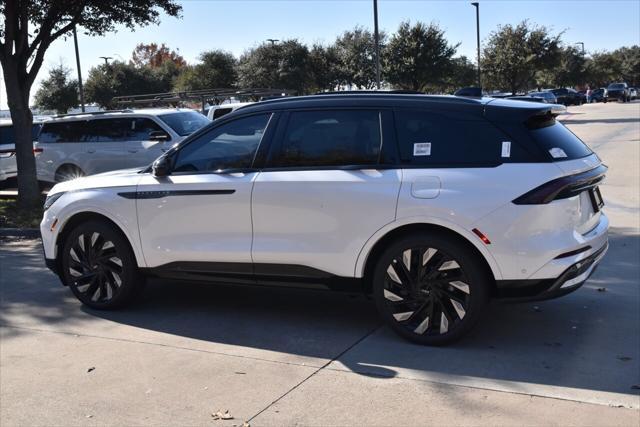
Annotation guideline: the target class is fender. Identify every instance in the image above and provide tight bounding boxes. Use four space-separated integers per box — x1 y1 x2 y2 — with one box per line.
354 215 504 280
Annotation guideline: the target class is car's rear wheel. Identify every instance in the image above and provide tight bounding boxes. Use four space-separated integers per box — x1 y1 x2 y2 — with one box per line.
55 164 85 182
372 232 489 345
61 220 143 309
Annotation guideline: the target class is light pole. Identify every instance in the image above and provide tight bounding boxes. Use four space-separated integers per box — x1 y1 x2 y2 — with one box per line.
471 2 481 88
99 56 112 66
373 0 381 89
575 42 585 54
266 38 280 46
73 25 85 113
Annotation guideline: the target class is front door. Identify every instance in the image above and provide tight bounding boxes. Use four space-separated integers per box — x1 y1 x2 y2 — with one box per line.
136 112 275 273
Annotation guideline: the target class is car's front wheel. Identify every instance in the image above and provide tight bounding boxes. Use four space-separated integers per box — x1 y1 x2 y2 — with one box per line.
372 232 489 345
61 220 143 309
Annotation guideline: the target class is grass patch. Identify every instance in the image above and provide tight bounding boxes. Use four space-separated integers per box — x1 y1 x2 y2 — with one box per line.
0 198 44 228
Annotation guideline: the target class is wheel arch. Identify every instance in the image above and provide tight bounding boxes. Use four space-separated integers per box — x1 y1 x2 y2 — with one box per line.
54 211 142 276
357 221 502 294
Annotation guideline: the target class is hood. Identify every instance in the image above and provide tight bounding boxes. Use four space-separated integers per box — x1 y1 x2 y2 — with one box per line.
48 168 145 195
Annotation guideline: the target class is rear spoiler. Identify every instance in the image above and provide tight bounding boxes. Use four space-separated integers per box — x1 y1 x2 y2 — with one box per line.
483 98 566 124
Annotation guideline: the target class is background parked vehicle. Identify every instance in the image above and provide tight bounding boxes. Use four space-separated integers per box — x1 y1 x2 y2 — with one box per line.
35 108 210 183
527 91 558 104
0 119 44 182
589 88 607 103
628 87 637 100
548 88 583 106
507 95 546 103
606 83 631 102
207 102 254 120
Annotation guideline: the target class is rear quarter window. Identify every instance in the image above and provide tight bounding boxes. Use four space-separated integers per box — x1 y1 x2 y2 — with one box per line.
39 121 87 143
394 109 531 166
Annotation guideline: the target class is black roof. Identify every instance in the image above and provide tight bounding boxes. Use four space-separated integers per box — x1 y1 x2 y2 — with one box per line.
229 92 559 124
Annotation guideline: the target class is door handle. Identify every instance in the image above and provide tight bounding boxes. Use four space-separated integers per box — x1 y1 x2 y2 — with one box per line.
87 149 95 154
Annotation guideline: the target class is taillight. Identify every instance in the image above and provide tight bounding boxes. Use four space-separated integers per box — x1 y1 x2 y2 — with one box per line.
513 164 607 205
33 147 43 154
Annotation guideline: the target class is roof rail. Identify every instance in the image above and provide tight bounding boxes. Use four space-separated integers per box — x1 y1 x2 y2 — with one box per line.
53 109 133 118
314 90 424 95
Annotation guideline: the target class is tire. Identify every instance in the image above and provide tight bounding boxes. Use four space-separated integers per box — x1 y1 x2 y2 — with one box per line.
372 232 490 345
55 164 85 182
60 220 143 309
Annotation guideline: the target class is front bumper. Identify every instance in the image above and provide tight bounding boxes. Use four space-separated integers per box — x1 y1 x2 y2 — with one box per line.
495 242 608 302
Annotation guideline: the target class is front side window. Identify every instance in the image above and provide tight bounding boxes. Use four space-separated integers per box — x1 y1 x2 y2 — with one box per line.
158 111 210 136
130 118 167 141
394 110 522 166
270 110 381 168
173 113 271 173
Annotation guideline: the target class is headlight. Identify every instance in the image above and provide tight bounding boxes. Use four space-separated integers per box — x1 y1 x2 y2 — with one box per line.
43 192 65 211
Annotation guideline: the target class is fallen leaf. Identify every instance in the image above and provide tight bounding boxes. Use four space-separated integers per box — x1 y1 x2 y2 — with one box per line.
211 410 234 420
86 415 93 418
234 372 246 375
597 287 606 292
87 367 95 373
243 422 250 427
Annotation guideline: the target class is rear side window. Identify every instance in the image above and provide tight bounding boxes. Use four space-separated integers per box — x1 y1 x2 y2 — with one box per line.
0 125 41 144
529 121 592 160
39 121 86 143
85 119 130 142
394 110 526 166
270 110 381 168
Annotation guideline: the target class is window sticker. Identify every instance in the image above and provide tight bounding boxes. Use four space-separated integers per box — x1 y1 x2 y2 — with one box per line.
501 141 511 158
549 147 568 158
413 142 431 156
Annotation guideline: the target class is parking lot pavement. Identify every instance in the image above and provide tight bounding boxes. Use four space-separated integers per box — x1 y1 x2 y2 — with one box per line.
1 101 639 425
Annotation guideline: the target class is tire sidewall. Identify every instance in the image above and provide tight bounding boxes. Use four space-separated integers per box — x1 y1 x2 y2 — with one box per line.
61 220 139 309
372 232 489 345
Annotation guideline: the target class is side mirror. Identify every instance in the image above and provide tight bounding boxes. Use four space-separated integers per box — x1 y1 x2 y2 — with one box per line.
149 131 169 142
152 156 171 177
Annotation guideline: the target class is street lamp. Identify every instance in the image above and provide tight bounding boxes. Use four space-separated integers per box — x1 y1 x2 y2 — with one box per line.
72 25 85 113
471 2 481 88
266 38 280 45
373 0 381 89
99 56 113 66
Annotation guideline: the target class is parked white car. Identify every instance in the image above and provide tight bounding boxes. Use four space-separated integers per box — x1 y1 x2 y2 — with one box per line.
35 108 210 182
41 93 608 345
0 119 45 182
207 102 253 121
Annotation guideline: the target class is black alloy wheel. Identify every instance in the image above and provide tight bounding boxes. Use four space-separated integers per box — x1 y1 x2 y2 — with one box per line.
373 232 489 345
62 221 142 309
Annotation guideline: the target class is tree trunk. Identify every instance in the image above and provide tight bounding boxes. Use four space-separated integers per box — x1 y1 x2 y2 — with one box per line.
2 58 41 208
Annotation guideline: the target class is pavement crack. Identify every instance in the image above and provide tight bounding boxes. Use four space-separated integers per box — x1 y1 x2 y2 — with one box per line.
247 323 382 423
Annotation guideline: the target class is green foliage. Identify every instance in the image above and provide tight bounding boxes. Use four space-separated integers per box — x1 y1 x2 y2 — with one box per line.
84 61 173 108
334 27 384 89
237 40 310 93
384 21 458 92
173 50 237 91
481 21 562 94
33 63 79 114
308 43 342 92
131 42 186 68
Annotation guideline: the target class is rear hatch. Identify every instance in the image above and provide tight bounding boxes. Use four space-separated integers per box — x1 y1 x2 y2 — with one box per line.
485 100 606 235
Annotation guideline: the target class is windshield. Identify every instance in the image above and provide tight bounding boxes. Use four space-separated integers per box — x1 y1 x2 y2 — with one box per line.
608 83 625 90
158 111 210 136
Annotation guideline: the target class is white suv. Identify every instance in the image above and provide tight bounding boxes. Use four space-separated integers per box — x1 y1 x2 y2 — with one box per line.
35 108 210 182
40 93 609 345
0 119 44 182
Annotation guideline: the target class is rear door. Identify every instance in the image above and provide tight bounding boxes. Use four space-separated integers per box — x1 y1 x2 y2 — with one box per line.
251 109 401 278
82 118 128 174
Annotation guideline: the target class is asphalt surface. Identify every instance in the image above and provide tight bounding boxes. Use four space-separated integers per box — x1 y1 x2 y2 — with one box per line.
1 101 639 426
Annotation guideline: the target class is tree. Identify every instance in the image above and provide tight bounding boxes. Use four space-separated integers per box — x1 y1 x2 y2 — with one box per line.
0 0 181 207
334 27 384 89
612 45 640 86
308 43 341 92
384 21 458 92
237 40 310 93
481 21 562 94
585 51 620 88
444 56 477 93
131 42 186 68
33 63 78 114
84 61 172 109
173 50 237 91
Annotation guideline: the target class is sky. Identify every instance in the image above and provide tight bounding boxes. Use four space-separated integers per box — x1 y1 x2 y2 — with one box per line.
1 0 639 109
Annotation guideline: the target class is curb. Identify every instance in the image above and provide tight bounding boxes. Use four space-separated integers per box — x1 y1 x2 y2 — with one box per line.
0 228 40 238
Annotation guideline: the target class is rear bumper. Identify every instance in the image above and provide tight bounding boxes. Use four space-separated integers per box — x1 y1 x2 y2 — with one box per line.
495 242 608 301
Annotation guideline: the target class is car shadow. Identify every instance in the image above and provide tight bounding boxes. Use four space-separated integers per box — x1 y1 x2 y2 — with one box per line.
1 228 638 399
